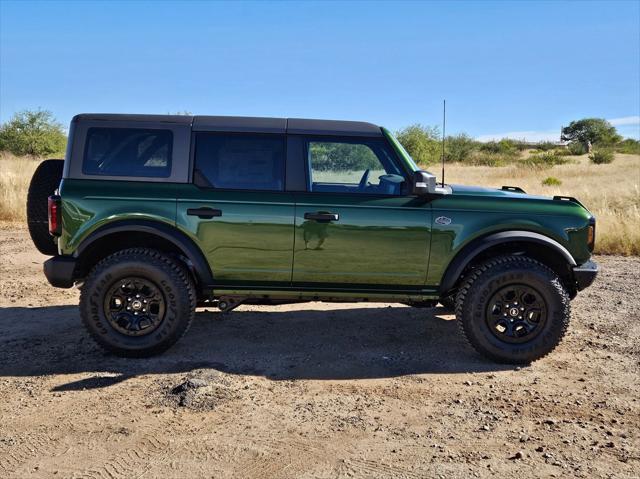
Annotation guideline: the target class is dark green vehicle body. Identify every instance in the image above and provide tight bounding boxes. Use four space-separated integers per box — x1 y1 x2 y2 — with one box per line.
47 114 597 305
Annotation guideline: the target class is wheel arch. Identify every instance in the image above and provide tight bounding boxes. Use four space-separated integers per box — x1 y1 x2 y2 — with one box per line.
439 231 577 297
73 220 214 291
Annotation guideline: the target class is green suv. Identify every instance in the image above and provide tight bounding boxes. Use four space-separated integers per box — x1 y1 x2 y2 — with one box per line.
27 114 598 363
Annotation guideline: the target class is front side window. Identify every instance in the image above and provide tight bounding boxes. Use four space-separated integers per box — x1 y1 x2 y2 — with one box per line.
194 133 285 191
307 138 405 195
83 128 172 177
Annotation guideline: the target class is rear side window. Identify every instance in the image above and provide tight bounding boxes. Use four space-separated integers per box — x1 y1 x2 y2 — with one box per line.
194 133 285 191
83 128 173 177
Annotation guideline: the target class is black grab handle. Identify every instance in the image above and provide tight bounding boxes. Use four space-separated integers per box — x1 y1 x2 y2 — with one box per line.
304 212 339 223
187 207 223 219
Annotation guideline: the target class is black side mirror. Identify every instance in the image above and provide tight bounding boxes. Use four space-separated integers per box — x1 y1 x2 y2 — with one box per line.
412 170 437 196
411 170 451 196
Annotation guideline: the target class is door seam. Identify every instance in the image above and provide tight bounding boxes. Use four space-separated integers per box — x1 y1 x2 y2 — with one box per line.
289 202 297 285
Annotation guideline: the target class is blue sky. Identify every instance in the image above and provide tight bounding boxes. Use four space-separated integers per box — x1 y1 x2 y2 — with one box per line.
1 0 639 140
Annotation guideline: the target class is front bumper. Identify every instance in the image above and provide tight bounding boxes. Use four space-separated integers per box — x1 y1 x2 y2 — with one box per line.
43 256 77 288
573 260 599 291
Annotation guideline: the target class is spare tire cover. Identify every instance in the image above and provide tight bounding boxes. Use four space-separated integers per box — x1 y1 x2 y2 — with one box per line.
26 159 64 255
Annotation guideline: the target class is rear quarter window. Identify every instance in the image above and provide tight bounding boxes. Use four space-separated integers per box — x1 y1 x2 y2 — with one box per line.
83 127 173 177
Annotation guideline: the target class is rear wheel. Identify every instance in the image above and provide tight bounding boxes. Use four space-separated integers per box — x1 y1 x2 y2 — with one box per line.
455 255 570 364
79 248 196 357
26 159 64 255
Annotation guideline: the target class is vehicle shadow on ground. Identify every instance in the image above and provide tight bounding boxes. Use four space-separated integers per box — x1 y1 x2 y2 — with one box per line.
0 304 513 390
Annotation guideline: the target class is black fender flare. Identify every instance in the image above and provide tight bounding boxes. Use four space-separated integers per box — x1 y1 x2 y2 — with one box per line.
439 230 576 294
74 220 214 286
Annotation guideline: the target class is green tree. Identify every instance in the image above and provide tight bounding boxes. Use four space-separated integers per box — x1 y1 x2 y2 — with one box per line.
0 109 67 157
309 142 379 171
445 133 476 163
395 124 441 166
561 118 621 152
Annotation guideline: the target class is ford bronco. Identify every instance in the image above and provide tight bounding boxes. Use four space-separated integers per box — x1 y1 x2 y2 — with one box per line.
27 114 598 363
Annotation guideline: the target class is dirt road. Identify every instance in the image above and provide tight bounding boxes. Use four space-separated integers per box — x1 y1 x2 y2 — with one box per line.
0 224 638 478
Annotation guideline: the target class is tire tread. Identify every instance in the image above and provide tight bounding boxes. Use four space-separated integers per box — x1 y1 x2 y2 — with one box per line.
79 248 196 357
455 255 570 364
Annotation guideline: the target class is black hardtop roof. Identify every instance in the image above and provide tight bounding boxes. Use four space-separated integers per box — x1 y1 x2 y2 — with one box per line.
72 113 383 137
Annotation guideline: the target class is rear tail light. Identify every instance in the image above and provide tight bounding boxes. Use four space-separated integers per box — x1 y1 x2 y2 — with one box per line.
48 195 61 236
587 217 596 252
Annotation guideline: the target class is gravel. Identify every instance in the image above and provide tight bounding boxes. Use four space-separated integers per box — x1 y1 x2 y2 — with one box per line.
0 224 638 478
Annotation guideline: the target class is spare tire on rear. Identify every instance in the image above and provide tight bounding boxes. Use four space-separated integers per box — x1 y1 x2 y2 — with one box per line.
26 159 64 255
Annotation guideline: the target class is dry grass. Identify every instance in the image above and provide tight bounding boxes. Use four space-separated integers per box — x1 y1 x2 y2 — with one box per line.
444 153 640 255
1 152 639 255
0 152 41 222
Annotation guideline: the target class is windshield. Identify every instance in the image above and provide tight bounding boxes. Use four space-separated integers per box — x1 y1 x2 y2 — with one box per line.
381 127 421 173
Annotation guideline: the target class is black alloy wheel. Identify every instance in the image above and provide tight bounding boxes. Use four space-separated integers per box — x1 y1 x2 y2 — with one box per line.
104 277 166 337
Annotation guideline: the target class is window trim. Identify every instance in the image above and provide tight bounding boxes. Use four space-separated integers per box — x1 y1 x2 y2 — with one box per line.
191 131 288 193
301 135 411 196
82 127 174 178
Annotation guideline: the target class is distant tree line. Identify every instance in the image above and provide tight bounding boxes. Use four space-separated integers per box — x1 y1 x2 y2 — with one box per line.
1 109 638 166
396 118 638 167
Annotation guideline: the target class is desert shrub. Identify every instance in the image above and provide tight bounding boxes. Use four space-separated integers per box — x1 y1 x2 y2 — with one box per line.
567 142 587 155
479 141 499 153
512 140 530 151
0 109 66 157
396 124 441 166
535 141 557 152
542 176 562 186
479 139 519 158
589 149 615 164
615 138 640 155
554 148 572 156
469 152 508 167
522 152 570 168
445 133 476 163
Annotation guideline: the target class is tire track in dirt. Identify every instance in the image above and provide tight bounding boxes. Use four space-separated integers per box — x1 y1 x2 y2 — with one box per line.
338 457 425 479
0 432 62 478
69 432 172 479
224 438 339 479
225 437 424 479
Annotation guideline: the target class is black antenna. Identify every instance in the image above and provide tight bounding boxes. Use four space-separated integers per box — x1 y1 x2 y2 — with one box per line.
441 99 446 187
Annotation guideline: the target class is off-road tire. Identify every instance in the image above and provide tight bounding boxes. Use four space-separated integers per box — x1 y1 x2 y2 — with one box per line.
439 295 456 312
455 255 570 364
26 159 64 255
79 248 196 357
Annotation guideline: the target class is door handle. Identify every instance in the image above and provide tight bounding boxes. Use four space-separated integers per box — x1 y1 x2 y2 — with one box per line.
187 207 223 219
304 212 339 223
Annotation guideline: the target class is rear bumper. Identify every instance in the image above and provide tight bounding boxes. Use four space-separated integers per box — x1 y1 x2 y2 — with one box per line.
573 260 598 291
43 256 77 288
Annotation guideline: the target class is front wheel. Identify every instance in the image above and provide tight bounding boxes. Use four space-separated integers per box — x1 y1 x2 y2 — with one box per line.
79 248 196 357
455 255 570 364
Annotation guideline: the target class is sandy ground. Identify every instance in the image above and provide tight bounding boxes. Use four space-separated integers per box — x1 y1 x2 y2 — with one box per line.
0 223 638 479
